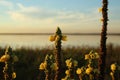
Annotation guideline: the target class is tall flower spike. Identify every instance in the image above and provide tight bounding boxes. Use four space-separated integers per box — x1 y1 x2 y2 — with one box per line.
99 0 108 80
49 27 67 80
54 27 62 80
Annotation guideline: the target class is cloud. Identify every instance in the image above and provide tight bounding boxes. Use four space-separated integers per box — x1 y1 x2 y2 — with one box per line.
7 3 99 27
17 3 39 13
8 3 54 21
0 1 13 7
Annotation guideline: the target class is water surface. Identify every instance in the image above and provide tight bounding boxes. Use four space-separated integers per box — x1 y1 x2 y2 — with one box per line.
0 35 119 49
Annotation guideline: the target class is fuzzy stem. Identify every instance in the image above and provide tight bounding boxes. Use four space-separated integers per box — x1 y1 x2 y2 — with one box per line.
54 27 62 80
98 0 108 80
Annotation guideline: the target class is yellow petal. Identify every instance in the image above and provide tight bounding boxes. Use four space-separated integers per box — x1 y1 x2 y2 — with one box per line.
12 72 16 79
62 35 67 41
76 68 82 74
49 35 55 42
85 54 90 60
98 8 102 12
0 54 10 62
39 63 45 70
111 63 116 71
110 72 114 76
86 67 93 75
65 70 70 75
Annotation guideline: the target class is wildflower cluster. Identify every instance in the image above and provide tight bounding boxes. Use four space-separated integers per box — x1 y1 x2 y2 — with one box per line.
76 50 100 80
85 50 99 60
62 58 78 80
0 46 18 80
39 54 58 71
39 54 58 80
110 63 120 80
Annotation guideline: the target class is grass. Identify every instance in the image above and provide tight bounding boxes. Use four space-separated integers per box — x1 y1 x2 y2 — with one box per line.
0 44 120 80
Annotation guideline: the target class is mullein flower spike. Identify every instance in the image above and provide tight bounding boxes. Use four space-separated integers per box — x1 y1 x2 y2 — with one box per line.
77 51 100 80
39 54 58 80
49 27 67 42
62 58 78 80
1 46 18 80
49 27 67 80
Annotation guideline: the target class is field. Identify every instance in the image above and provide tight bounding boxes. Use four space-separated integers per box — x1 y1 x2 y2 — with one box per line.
0 43 120 80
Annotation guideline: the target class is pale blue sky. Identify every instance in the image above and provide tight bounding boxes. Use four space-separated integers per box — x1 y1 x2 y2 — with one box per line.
0 0 120 33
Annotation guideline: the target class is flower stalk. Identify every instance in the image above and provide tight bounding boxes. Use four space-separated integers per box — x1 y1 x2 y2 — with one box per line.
49 27 67 80
110 63 120 80
99 0 108 80
62 58 78 80
0 46 17 80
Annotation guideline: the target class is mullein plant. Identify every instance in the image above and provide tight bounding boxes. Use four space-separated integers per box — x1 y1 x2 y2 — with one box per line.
49 27 67 80
110 63 120 80
76 50 100 80
0 46 18 80
39 54 58 80
62 58 78 80
98 0 108 80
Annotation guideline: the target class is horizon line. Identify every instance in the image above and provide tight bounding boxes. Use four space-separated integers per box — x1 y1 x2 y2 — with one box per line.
0 33 120 35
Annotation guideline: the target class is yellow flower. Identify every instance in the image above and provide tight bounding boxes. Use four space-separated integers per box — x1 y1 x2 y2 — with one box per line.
12 72 16 79
62 35 67 41
85 54 90 60
65 59 72 67
98 8 102 12
65 59 70 64
68 62 72 68
0 54 10 62
111 63 116 71
95 52 100 59
110 72 114 76
13 55 19 62
65 70 70 75
76 68 82 74
86 67 93 75
87 64 91 68
90 54 95 59
39 62 47 70
49 35 55 42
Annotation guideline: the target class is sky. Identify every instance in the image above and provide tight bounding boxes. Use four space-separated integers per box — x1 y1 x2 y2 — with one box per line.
0 0 120 33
